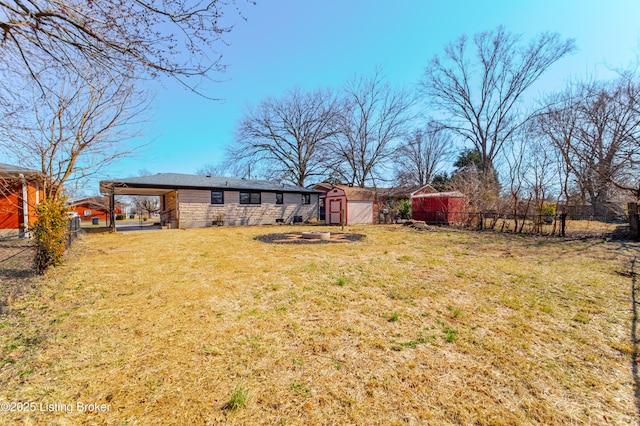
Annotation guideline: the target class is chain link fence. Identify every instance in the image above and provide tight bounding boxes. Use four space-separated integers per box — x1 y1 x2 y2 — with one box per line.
418 211 630 239
66 216 82 248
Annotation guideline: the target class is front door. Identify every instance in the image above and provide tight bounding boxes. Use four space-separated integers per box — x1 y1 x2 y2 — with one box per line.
329 198 343 225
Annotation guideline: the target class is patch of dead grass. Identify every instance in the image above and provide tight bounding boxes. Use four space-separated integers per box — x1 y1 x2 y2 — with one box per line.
0 239 35 313
0 225 638 424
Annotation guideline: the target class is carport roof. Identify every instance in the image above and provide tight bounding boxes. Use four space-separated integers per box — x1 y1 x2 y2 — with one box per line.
100 173 321 196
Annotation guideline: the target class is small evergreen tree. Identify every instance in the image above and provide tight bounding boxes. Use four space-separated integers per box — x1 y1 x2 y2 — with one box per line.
431 172 451 191
397 199 412 220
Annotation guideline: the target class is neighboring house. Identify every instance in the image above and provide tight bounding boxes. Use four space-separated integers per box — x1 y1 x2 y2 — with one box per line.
314 183 436 225
412 191 467 224
0 163 44 238
69 196 123 222
378 184 435 202
99 173 321 228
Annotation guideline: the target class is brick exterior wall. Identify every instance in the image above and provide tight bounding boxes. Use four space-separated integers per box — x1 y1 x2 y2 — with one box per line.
177 189 319 227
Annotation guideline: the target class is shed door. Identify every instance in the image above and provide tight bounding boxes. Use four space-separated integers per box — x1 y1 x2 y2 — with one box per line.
329 198 343 225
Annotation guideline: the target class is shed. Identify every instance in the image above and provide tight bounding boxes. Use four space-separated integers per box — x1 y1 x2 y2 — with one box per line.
412 191 467 224
314 184 376 225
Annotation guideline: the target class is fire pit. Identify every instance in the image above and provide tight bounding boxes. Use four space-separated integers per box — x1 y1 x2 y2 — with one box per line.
301 231 331 240
254 232 365 244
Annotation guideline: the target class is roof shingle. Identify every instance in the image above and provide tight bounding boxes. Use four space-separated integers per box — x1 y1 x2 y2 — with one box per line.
100 173 320 194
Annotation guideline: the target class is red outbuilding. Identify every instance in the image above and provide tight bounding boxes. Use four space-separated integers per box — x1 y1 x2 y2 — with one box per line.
0 163 44 238
69 196 122 222
411 191 467 224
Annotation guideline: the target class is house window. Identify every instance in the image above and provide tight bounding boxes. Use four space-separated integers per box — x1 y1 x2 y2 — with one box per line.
301 194 311 205
276 192 283 204
211 190 224 204
84 210 92 216
240 191 261 204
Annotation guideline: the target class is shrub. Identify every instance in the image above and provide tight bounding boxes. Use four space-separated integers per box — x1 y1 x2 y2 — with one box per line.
536 203 556 216
33 198 69 274
396 199 412 220
116 213 126 220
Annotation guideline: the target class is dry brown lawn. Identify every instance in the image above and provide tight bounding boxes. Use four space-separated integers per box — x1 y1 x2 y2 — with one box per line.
0 239 35 314
0 225 639 425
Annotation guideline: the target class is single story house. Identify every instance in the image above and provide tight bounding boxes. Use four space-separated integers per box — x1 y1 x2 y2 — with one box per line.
99 173 321 228
0 163 43 238
69 196 123 222
314 183 436 225
412 191 467 224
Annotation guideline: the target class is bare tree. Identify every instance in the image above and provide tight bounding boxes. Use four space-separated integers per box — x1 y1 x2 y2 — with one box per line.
504 134 528 232
394 122 451 186
196 161 252 179
446 165 501 218
609 72 640 199
421 26 575 181
537 77 640 214
332 69 414 187
0 71 148 200
196 163 229 177
525 138 557 209
132 196 160 218
229 86 340 186
0 0 250 94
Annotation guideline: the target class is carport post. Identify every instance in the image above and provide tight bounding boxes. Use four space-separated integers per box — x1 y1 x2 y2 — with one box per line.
109 189 116 233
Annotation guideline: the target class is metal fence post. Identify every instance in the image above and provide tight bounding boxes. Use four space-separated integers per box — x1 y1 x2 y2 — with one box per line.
629 202 639 240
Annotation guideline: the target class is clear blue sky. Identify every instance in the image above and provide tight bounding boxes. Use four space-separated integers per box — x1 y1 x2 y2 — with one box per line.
105 0 640 188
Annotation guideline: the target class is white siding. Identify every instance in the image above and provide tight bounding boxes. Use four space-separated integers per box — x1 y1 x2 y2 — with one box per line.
348 201 373 224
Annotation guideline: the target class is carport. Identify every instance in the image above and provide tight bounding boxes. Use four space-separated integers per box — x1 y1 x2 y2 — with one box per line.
99 178 177 232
